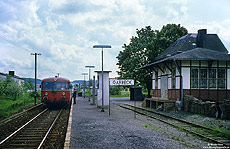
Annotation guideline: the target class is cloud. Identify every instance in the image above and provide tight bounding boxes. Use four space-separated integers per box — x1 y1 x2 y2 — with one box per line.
0 0 230 81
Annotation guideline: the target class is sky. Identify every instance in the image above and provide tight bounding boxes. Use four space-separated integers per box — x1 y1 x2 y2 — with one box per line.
0 0 230 81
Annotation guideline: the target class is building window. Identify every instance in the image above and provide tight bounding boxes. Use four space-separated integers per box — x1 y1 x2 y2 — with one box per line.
199 69 207 88
191 68 199 88
217 69 226 88
191 68 226 89
155 72 158 89
171 68 176 89
209 69 216 88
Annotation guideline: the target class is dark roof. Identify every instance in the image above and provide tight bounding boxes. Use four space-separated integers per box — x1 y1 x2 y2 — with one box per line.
154 34 197 61
0 72 24 80
169 48 230 61
141 30 229 69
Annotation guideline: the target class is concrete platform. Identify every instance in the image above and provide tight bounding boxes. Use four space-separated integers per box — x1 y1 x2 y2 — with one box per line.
65 96 208 148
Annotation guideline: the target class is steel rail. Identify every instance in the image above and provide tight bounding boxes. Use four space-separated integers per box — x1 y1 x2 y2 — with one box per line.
123 103 214 131
37 108 63 149
119 104 230 147
0 108 48 145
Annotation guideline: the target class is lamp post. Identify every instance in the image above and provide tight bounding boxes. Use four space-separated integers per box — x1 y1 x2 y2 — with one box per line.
93 45 111 112
85 66 95 102
82 73 88 98
31 53 41 105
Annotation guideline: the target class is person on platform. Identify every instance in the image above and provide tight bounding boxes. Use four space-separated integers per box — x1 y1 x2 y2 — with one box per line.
73 88 77 104
215 101 222 118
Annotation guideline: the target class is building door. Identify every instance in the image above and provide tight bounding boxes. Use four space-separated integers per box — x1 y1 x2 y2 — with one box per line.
161 75 168 98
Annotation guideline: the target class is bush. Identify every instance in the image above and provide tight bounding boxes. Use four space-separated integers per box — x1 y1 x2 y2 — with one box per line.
0 79 5 96
29 91 41 98
5 81 23 101
110 86 122 95
0 93 35 119
22 81 34 93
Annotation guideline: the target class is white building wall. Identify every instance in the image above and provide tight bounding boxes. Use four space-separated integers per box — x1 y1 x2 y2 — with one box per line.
152 80 155 89
96 72 110 107
176 68 180 89
158 78 161 89
152 71 155 89
228 69 230 89
182 67 190 89
158 69 162 89
168 78 171 89
0 75 6 80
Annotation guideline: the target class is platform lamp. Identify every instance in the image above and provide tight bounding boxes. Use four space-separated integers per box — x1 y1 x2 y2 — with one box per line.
81 73 88 98
93 45 111 112
85 66 95 102
31 53 41 105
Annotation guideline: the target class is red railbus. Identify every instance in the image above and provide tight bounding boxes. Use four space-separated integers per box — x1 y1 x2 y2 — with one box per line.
41 77 72 105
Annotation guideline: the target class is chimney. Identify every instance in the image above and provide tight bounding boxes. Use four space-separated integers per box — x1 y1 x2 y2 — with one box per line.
196 29 207 48
9 71 15 76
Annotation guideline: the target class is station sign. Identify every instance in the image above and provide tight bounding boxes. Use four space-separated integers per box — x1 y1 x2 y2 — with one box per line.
110 79 134 86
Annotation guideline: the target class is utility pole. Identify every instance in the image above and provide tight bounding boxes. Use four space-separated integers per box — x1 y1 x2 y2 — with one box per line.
31 53 41 105
93 75 96 105
85 66 95 102
82 73 88 98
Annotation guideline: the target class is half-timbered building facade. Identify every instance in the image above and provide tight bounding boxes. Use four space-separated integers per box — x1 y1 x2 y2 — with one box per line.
142 29 230 101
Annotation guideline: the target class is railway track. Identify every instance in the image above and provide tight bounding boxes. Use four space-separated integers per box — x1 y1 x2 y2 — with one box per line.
0 103 43 125
119 103 230 147
0 108 64 148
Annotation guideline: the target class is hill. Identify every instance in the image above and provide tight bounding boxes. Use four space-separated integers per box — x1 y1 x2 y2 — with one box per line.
23 78 42 85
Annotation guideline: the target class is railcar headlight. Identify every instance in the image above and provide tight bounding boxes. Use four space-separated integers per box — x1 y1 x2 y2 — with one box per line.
45 92 48 95
62 92 65 96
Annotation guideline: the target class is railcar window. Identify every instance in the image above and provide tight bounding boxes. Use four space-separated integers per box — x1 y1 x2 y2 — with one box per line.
68 82 72 89
56 82 66 90
45 82 55 90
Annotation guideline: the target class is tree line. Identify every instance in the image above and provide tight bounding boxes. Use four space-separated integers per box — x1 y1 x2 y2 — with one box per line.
116 24 188 97
0 76 34 100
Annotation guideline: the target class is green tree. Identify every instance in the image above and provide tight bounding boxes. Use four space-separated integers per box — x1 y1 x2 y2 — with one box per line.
22 80 34 93
5 80 23 100
0 79 5 96
117 24 187 97
110 86 122 95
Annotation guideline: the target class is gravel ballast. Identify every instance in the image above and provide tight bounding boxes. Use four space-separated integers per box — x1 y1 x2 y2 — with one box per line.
70 97 211 148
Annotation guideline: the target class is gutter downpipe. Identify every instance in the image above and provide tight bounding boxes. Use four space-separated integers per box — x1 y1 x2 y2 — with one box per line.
173 59 183 110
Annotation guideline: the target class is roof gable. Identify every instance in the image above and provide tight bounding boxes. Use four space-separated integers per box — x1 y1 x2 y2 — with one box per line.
141 29 230 70
155 30 228 62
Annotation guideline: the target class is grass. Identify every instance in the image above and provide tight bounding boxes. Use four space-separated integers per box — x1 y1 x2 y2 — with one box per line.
195 128 230 141
143 124 166 133
110 91 130 98
174 123 230 142
0 93 40 119
171 136 185 142
81 91 130 98
81 90 151 98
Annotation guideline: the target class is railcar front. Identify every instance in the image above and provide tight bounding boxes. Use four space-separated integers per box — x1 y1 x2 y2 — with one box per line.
41 77 72 105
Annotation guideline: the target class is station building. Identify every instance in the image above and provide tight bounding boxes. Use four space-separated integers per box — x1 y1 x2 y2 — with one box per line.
141 29 230 102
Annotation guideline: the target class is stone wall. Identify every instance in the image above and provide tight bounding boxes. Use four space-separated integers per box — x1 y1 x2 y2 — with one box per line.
183 95 230 119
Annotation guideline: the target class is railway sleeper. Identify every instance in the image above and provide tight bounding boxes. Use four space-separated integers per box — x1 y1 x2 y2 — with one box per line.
26 128 48 130
22 130 48 133
18 134 45 137
9 139 42 143
12 136 42 140
7 143 39 148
